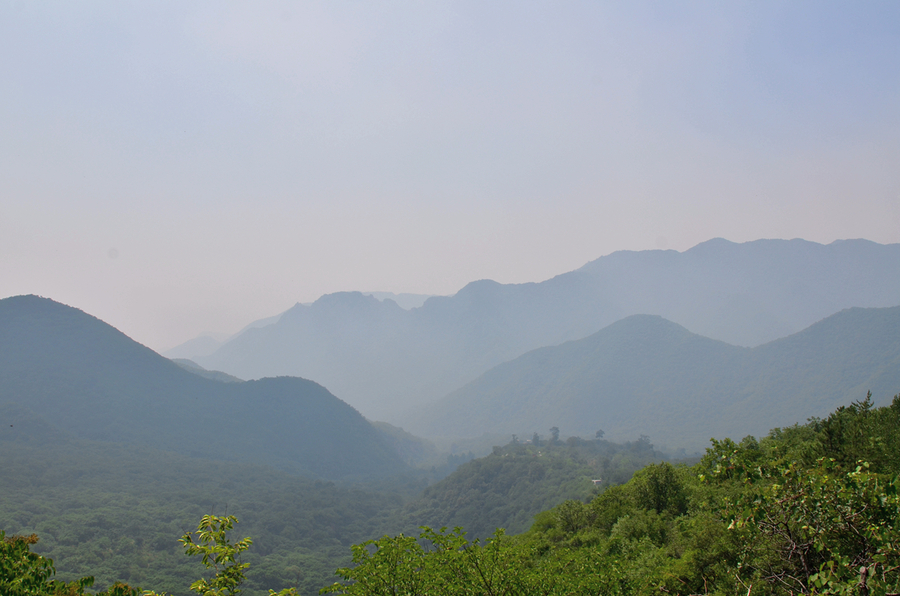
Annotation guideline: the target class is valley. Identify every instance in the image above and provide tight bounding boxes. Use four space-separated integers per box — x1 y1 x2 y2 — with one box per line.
2 238 900 595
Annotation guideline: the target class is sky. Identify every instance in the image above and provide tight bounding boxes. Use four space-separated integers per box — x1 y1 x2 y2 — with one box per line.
2 1 899 352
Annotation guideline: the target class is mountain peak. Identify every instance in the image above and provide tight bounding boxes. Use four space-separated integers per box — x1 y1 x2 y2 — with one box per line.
0 296 408 479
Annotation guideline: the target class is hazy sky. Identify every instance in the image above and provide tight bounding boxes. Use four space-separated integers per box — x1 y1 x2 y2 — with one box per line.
2 1 899 352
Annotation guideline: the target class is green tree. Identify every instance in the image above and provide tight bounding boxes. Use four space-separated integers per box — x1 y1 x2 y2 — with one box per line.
630 462 687 516
0 531 136 596
145 515 296 596
321 527 539 596
1 532 58 596
725 458 900 596
549 427 560 445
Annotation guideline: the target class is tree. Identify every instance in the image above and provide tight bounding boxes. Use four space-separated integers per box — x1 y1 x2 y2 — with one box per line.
0 531 136 596
1 532 57 596
725 458 900 596
321 526 537 596
144 515 296 596
1 515 297 596
630 462 687 516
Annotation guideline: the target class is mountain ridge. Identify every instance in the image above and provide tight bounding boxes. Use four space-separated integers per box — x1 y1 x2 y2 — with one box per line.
406 306 900 452
197 238 900 420
0 295 407 480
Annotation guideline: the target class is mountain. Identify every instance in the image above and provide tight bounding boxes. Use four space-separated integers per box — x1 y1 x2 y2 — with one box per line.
171 357 244 383
163 312 284 360
364 292 436 309
400 435 671 538
407 306 900 453
196 238 900 421
0 295 406 480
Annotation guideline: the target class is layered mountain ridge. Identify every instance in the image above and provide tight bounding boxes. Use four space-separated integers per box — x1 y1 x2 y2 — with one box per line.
406 306 900 452
0 295 406 480
196 238 900 420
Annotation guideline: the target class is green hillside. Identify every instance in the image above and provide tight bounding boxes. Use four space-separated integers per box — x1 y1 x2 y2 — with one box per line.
323 394 900 596
412 306 900 451
5 294 900 595
0 432 408 595
401 433 675 538
7 392 899 595
0 295 406 480
0 407 674 595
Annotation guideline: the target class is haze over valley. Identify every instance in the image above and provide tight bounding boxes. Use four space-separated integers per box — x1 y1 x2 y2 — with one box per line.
178 238 900 428
2 2 900 594
5 236 900 455
3 237 900 593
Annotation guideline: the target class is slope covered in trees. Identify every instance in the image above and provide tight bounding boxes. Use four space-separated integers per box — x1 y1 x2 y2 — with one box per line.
325 394 900 596
400 434 674 538
0 295 406 480
0 411 680 594
0 433 413 595
0 294 687 594
410 306 900 451
5 394 899 595
4 293 900 595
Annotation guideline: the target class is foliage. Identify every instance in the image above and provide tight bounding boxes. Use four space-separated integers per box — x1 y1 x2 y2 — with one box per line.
7 388 900 596
725 458 900 596
0 530 138 596
321 527 547 596
179 515 253 596
2 428 664 594
1 515 297 596
0 439 407 596
329 393 900 596
814 393 900 473
401 432 673 537
145 515 295 596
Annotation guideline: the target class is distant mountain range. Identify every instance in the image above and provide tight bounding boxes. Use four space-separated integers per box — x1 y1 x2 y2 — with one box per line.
164 292 435 360
405 306 900 452
194 238 900 421
0 295 407 480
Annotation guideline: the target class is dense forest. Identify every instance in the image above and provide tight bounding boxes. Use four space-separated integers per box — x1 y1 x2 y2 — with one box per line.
0 436 410 595
5 394 899 595
0 423 672 595
326 393 900 596
402 432 677 538
4 289 900 596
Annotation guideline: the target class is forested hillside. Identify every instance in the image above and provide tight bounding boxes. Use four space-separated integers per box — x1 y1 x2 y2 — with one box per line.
4 294 900 596
325 394 900 596
0 434 413 595
411 306 900 450
9 394 897 596
0 295 406 480
401 433 675 537
0 411 679 594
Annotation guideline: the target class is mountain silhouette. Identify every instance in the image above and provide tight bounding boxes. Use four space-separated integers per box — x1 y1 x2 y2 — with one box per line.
197 238 900 420
0 295 406 480
407 306 900 452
